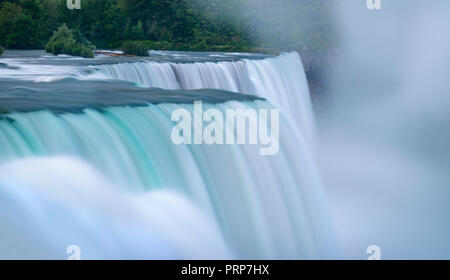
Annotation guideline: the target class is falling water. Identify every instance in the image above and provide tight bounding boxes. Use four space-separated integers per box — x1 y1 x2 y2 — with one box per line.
96 52 316 145
0 51 331 259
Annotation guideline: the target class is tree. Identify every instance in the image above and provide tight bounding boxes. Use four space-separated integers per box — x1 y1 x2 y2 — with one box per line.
0 2 23 47
45 24 96 58
130 20 145 40
121 40 149 56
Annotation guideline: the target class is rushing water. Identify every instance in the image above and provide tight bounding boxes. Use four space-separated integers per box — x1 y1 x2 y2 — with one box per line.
0 50 331 259
95 52 315 146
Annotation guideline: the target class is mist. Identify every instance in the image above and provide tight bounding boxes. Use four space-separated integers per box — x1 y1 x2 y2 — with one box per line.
201 0 450 258
318 0 450 259
1 0 449 260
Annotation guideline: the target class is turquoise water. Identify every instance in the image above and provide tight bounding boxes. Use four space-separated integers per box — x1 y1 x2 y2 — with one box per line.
0 50 332 259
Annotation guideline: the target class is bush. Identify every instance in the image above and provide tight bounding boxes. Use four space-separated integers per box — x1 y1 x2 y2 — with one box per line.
142 40 173 51
121 41 149 56
0 2 43 49
45 24 95 58
0 46 3 56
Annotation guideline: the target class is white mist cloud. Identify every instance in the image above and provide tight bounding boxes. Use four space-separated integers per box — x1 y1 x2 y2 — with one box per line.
319 0 450 259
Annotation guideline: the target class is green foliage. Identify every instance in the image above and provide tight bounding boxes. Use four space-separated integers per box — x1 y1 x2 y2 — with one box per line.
0 46 3 55
121 40 149 56
0 0 334 62
130 21 145 41
0 1 51 49
142 40 172 51
45 24 95 58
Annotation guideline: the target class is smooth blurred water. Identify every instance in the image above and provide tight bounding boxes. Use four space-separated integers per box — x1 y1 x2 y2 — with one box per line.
96 52 316 146
0 51 332 259
0 157 233 259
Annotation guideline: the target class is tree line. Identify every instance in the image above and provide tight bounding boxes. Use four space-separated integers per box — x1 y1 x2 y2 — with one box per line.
0 0 334 62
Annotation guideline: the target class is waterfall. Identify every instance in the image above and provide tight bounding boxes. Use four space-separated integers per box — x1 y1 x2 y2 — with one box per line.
96 52 315 145
0 51 331 259
0 157 233 259
96 60 253 93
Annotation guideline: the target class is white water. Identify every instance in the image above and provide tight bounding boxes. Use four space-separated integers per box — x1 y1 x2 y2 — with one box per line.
0 52 330 259
0 157 232 259
95 52 316 145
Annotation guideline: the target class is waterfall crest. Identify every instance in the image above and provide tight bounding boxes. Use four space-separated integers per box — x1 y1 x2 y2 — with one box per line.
0 51 331 259
96 52 315 144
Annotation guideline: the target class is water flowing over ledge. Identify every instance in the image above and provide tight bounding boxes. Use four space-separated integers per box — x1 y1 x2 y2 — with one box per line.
94 52 316 146
0 79 262 114
0 51 333 259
